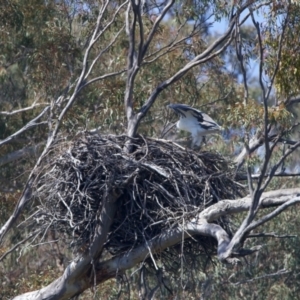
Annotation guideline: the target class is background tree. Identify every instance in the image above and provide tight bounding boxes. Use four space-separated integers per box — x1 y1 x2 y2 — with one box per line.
1 0 300 299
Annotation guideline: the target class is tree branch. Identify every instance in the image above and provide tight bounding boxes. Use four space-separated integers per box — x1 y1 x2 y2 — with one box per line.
136 0 264 123
230 269 290 286
12 188 300 299
137 21 237 122
248 232 296 238
0 103 48 116
0 107 49 148
83 3 128 81
12 190 119 300
198 188 300 222
142 0 175 58
245 196 300 233
125 0 176 137
237 172 300 181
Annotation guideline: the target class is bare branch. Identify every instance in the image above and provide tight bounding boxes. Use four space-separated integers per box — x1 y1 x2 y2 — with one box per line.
0 179 33 242
83 4 128 80
135 0 145 64
12 188 300 299
213 189 300 259
260 139 300 191
248 232 296 238
199 188 300 222
125 1 265 137
0 107 49 147
248 7 290 193
234 124 298 173
79 69 127 92
240 12 290 239
237 172 300 181
142 0 175 58
138 22 236 122
0 230 41 262
135 1 270 125
143 20 191 64
125 0 175 137
249 11 271 197
124 1 138 124
12 190 119 300
0 103 48 116
231 269 290 286
245 197 300 233
235 11 248 105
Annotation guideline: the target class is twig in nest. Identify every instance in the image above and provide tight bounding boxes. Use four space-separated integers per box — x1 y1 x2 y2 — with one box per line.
28 133 244 263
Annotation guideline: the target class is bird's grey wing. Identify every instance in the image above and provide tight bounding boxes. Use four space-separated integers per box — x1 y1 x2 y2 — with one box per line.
189 110 219 130
201 113 220 130
168 104 202 119
168 104 221 130
183 108 204 122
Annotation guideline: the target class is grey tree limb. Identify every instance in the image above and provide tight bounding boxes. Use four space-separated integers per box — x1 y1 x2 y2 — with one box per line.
125 0 175 138
12 190 119 300
0 103 48 116
0 107 49 148
237 172 300 181
12 188 300 300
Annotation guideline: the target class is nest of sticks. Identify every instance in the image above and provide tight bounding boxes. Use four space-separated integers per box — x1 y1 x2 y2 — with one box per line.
32 133 244 257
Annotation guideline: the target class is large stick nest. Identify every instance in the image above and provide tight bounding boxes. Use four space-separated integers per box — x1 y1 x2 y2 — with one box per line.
32 133 244 257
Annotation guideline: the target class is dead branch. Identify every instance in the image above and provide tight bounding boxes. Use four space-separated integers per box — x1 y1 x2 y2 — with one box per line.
12 190 118 300
83 7 127 80
0 107 49 147
235 10 249 105
0 103 48 116
199 188 300 222
237 172 300 181
248 232 296 238
230 269 290 286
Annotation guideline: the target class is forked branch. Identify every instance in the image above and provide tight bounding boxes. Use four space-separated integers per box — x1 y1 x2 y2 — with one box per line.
12 188 300 300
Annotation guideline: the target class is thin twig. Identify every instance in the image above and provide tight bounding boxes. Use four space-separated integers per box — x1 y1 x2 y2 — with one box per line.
231 269 290 286
248 232 296 238
0 103 48 116
0 230 42 262
0 107 49 147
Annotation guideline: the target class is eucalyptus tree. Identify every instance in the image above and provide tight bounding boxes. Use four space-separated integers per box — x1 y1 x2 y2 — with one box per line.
1 0 300 299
